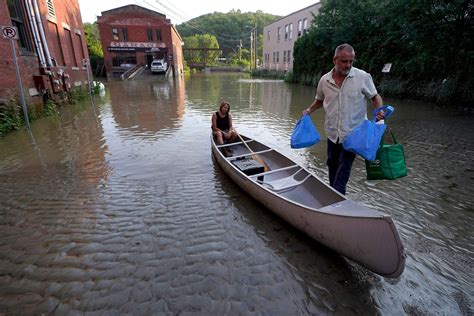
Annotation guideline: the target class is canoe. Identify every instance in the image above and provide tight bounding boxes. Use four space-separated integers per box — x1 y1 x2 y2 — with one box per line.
211 134 405 278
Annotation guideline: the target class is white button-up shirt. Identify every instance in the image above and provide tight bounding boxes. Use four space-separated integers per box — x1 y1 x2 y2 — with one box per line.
315 67 378 143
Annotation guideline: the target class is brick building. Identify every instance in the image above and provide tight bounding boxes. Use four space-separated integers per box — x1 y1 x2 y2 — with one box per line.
0 0 91 107
96 5 183 78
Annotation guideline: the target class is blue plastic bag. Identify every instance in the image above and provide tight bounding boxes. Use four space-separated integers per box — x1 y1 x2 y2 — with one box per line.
342 106 394 161
291 114 320 149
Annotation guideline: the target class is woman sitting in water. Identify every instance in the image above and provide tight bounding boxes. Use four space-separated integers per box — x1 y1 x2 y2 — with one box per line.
212 101 238 154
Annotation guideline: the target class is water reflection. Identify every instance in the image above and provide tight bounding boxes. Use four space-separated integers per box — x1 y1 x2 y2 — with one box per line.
108 76 185 135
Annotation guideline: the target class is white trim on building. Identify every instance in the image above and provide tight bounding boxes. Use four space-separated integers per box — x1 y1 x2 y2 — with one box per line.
262 3 321 71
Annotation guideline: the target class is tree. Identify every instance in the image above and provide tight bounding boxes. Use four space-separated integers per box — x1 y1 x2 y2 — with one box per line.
293 0 473 105
177 10 279 60
183 34 220 65
83 23 103 58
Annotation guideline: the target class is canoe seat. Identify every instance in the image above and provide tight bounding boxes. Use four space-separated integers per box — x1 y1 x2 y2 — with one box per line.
257 168 310 192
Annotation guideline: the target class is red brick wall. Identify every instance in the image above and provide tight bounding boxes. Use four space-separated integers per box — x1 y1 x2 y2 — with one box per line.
170 25 184 75
0 0 91 108
97 5 183 77
0 1 39 105
37 0 91 86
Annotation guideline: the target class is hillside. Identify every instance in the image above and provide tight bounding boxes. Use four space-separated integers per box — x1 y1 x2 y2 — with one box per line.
176 10 279 54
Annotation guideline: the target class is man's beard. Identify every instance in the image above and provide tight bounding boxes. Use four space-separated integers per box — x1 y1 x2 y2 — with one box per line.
339 67 351 76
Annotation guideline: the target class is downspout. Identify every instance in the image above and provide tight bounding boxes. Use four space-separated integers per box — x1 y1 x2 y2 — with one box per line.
24 0 46 67
32 0 53 67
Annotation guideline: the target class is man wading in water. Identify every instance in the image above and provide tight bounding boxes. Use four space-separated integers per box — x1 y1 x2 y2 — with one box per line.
303 43 385 194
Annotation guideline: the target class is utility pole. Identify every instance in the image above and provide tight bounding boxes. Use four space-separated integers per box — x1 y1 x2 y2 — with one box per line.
253 26 257 69
250 30 253 70
239 40 242 62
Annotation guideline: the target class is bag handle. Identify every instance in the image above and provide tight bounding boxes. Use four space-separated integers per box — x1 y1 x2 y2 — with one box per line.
372 105 395 121
380 127 399 145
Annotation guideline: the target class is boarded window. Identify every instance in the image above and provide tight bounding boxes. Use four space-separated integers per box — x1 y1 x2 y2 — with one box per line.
47 21 65 66
76 33 85 62
64 28 77 67
122 28 128 41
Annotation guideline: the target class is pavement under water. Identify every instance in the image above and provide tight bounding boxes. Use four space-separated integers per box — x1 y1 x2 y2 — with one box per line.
0 73 472 314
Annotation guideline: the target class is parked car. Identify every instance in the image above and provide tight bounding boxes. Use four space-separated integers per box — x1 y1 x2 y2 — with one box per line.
150 59 167 73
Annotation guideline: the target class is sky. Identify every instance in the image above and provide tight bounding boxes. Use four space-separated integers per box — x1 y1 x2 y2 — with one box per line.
78 0 318 24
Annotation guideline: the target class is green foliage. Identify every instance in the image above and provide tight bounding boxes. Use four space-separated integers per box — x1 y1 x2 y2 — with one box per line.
183 34 221 65
293 0 473 105
177 10 279 59
183 34 219 49
0 97 62 137
42 100 59 116
0 99 22 137
83 22 104 74
68 87 88 103
83 22 103 58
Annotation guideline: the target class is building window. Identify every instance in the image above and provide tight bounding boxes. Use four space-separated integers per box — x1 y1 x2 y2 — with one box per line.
276 51 279 63
7 0 34 53
76 33 85 63
289 23 293 40
283 50 287 63
284 24 289 40
298 20 302 37
65 28 77 67
267 31 270 41
287 50 291 63
303 18 308 34
147 28 153 41
112 28 119 40
46 0 56 17
156 29 162 41
277 27 280 42
47 21 65 66
122 28 128 41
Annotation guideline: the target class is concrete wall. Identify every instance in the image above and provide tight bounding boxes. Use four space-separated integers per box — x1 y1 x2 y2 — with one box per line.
262 3 321 71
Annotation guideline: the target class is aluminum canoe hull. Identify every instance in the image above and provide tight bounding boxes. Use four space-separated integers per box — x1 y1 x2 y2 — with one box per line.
212 134 405 278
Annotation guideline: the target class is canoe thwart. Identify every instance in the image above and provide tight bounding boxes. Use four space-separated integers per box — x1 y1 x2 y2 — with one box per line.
257 168 311 192
216 139 254 148
226 148 273 160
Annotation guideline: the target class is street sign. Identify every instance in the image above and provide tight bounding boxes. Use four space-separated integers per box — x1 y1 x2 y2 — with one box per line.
382 63 392 73
2 25 29 129
2 26 18 39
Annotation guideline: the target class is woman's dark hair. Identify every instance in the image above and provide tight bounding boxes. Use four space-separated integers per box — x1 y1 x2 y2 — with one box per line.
219 101 230 112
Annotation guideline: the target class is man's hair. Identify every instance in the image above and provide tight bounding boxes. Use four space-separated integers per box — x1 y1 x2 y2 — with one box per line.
334 43 355 58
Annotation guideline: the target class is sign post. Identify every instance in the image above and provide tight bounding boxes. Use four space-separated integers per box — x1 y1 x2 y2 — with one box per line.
82 58 93 102
2 25 30 129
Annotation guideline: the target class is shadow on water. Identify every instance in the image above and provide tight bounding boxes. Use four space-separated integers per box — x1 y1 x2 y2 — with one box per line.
210 153 379 314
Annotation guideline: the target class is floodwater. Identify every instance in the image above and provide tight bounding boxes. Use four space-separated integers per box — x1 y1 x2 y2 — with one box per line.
0 72 472 314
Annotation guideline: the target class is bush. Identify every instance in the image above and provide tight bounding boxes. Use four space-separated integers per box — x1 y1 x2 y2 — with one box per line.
0 99 22 136
68 87 88 103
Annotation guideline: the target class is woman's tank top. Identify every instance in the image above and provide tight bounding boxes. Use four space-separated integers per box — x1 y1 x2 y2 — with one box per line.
215 111 229 131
